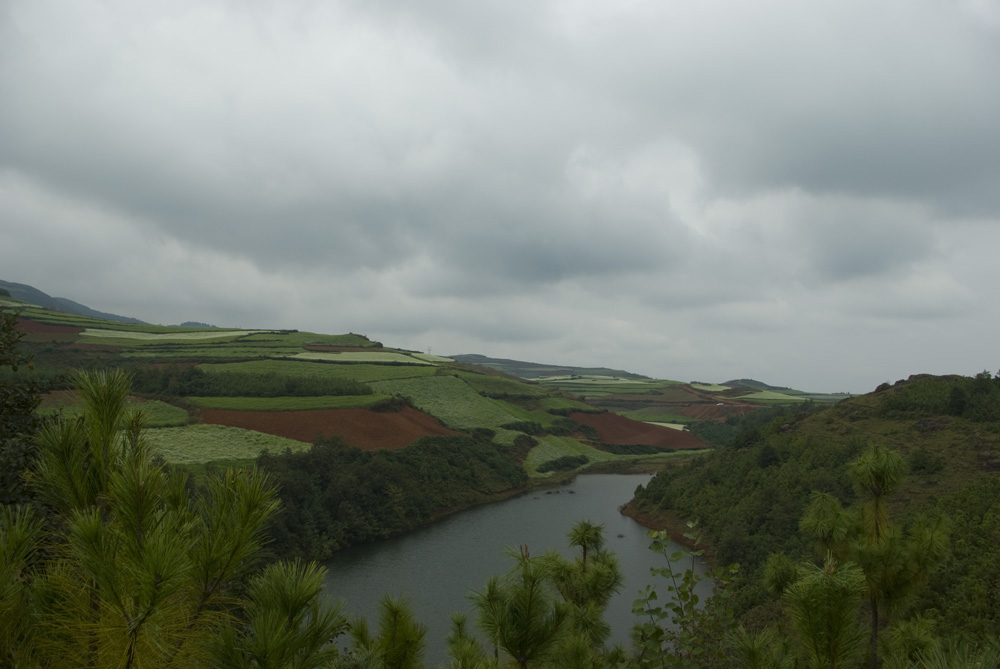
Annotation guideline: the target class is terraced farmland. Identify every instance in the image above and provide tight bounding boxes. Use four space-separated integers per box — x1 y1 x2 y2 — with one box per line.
144 424 310 463
8 298 722 480
370 375 520 429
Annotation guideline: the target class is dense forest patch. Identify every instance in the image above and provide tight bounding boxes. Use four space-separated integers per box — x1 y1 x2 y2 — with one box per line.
626 372 1000 637
259 434 530 560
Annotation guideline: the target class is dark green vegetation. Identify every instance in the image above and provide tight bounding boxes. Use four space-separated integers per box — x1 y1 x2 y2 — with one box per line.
627 371 1000 662
536 454 590 473
6 286 1000 666
1 290 703 566
131 364 372 397
259 434 530 561
0 310 45 505
0 368 350 668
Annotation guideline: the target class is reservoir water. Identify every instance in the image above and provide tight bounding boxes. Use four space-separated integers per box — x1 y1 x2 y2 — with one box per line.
322 473 707 666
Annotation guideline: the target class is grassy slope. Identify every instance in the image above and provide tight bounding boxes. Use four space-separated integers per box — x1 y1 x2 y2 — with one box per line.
627 373 1000 634
14 303 676 476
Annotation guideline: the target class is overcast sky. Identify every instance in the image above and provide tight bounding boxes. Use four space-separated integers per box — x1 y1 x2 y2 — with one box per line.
2 0 999 393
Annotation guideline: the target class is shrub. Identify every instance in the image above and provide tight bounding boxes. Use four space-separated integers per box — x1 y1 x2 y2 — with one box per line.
536 454 589 473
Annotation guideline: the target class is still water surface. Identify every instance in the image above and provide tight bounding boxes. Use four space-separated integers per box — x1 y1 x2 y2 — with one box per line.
322 473 707 666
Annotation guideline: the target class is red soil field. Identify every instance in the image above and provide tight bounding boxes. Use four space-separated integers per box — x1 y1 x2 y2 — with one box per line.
15 318 82 335
570 411 706 450
199 405 463 451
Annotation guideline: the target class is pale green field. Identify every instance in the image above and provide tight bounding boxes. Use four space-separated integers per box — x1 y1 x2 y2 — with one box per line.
646 422 688 431
40 397 189 427
535 396 595 412
371 375 518 429
535 375 681 398
411 353 454 363
185 394 389 411
454 371 548 398
496 402 572 428
145 424 309 464
524 438 706 477
198 360 438 383
290 351 433 364
523 436 621 476
536 375 649 385
82 328 273 341
123 347 298 359
740 390 809 403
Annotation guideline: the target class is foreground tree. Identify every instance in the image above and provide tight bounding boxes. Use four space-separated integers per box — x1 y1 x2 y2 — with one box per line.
0 309 45 505
343 595 427 669
631 522 740 669
764 444 949 669
0 368 347 668
472 545 570 669
543 520 624 652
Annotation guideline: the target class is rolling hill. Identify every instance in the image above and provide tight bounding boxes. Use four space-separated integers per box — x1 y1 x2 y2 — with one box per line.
2 289 706 481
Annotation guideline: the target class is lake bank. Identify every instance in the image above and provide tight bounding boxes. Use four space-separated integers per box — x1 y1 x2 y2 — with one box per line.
322 471 704 666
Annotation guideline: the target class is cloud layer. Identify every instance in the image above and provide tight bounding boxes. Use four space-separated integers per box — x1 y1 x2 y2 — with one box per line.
2 0 999 392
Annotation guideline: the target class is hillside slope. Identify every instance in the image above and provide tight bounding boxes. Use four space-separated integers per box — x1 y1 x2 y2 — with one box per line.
5 300 701 477
626 372 1000 636
0 279 146 324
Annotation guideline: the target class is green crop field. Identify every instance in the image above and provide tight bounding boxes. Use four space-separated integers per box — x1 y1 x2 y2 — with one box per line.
534 396 594 412
185 394 389 411
523 436 623 475
494 401 571 428
198 360 438 383
535 375 681 398
144 424 309 464
82 328 271 341
135 401 191 426
242 331 377 348
123 346 299 359
39 395 189 427
740 390 810 403
410 353 453 363
371 375 519 429
289 351 433 364
453 371 548 397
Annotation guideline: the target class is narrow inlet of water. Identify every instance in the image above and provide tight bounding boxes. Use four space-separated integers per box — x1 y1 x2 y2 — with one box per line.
322 472 707 666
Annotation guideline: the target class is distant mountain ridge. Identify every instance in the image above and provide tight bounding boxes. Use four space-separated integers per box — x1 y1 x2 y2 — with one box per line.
0 280 147 325
722 378 797 392
450 353 650 380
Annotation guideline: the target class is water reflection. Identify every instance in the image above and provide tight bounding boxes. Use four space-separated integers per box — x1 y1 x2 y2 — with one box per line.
322 473 707 666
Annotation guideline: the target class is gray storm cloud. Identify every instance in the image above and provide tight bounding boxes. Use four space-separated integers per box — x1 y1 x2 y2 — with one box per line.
1 0 999 393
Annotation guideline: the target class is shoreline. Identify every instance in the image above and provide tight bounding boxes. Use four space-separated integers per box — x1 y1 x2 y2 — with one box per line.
619 501 717 566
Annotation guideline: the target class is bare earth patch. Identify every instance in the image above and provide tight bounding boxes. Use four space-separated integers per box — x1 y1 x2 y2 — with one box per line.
570 411 706 450
199 405 463 451
16 318 83 335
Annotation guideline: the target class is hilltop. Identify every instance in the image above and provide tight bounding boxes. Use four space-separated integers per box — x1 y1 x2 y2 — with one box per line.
625 370 1000 636
450 353 650 380
0 280 146 324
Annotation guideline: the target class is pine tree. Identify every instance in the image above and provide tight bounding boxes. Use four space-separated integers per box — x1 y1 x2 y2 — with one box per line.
472 545 569 669
0 368 347 668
